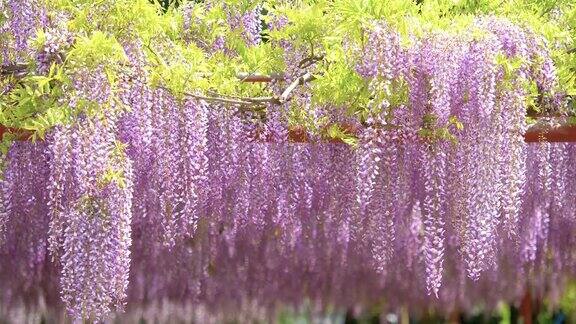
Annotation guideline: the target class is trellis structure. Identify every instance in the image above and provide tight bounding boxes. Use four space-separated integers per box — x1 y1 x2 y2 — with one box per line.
1 69 574 143
2 0 576 322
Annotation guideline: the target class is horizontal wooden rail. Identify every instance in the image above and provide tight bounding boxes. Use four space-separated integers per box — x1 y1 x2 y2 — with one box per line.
288 123 576 143
2 122 575 143
524 123 576 142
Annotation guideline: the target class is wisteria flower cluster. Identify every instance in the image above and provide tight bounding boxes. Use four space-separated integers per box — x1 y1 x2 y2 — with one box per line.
33 28 74 75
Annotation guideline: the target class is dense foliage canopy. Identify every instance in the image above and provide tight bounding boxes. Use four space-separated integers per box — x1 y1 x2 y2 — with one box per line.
1 0 576 322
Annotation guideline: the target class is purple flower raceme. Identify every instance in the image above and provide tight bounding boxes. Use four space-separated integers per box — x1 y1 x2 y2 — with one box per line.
181 98 209 236
419 144 447 297
33 27 74 75
56 119 133 320
241 5 262 46
47 125 73 258
5 0 43 53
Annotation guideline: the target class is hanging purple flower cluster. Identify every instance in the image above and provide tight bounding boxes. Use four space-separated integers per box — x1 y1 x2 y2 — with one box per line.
33 27 74 75
226 4 262 47
0 0 46 59
350 18 569 298
49 118 134 320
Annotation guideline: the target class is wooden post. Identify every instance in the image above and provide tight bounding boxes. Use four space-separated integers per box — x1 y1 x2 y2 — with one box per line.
520 288 532 324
